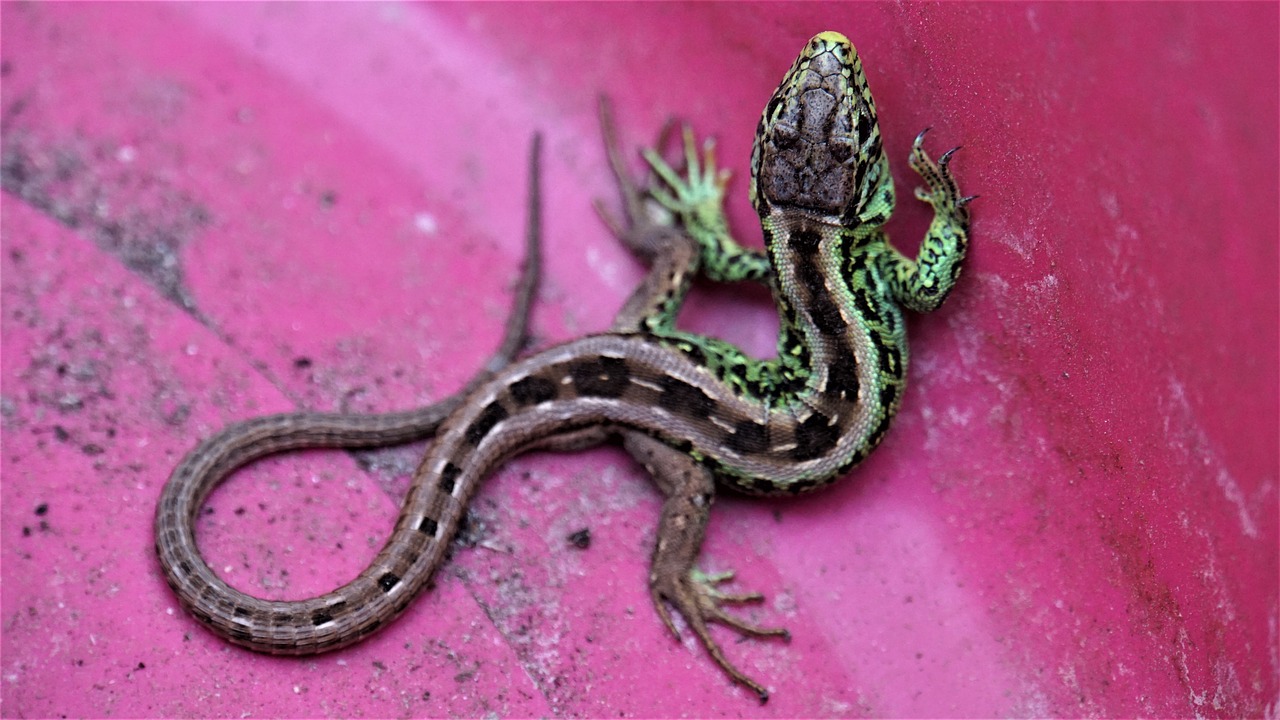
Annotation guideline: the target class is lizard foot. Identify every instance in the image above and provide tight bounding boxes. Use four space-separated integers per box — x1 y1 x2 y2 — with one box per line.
910 128 976 222
650 566 790 703
593 95 684 260
643 124 730 219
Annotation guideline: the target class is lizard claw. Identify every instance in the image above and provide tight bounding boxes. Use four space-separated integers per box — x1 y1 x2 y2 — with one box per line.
650 566 789 702
910 130 970 222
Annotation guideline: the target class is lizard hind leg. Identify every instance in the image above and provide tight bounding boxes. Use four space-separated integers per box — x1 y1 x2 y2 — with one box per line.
622 433 789 703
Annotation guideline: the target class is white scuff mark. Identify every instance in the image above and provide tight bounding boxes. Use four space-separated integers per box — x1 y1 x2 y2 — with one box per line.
1165 377 1260 540
1026 5 1041 32
1173 628 1208 716
998 227 1037 263
1213 469 1258 539
1195 529 1238 623
1100 190 1120 219
584 244 622 288
413 211 438 236
1028 273 1059 295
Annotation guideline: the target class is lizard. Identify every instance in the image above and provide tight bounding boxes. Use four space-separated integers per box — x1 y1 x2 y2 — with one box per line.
155 31 973 701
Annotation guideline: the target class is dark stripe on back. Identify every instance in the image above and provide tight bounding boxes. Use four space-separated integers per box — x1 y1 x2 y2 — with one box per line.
826 348 861 401
465 402 509 446
569 357 631 398
800 265 848 335
510 375 557 406
657 375 714 415
439 463 461 493
725 419 769 455
792 412 841 461
789 228 822 253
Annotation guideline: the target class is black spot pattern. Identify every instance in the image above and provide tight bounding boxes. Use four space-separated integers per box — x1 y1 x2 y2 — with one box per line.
725 419 769 455
879 384 898 410
838 448 868 476
881 304 897 332
765 97 784 125
849 144 870 185
657 376 714 415
377 572 401 593
233 606 249 617
673 340 706 366
773 373 808 399
569 357 631 398
741 375 771 400
785 477 821 495
465 402 509 446
669 437 694 454
311 611 333 626
879 342 902 379
510 376 557 406
792 412 841 461
438 463 461 494
868 412 892 447
853 288 883 324
417 516 438 535
844 243 868 272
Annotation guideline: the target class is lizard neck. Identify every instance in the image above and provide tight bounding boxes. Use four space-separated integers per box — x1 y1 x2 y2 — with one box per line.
762 208 902 413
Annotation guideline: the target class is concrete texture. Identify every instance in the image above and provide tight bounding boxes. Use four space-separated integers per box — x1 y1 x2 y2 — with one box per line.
2 3 1276 717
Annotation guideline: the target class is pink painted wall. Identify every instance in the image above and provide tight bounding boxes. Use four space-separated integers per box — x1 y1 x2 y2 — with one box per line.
2 3 1275 717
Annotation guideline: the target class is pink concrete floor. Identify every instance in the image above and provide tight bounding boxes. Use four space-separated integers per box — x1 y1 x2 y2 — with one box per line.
2 3 1276 717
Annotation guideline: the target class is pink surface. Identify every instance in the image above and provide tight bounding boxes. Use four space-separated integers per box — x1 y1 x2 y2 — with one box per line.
2 3 1276 717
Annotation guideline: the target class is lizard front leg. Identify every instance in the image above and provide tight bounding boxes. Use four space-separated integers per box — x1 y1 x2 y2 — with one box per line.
877 129 975 313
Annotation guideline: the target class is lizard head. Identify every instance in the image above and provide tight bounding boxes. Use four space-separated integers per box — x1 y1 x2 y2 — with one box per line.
750 31 889 226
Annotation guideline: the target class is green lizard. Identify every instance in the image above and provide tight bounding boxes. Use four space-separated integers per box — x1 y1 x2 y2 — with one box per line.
156 31 972 701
